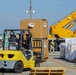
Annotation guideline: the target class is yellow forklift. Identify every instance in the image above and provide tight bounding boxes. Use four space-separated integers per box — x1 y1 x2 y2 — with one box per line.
0 29 40 73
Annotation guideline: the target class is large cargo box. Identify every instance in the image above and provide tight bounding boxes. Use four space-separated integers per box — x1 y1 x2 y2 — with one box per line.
20 19 48 38
20 19 48 60
65 38 76 61
59 38 76 61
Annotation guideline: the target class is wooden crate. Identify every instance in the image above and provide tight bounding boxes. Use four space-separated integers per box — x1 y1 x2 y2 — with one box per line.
32 39 48 60
29 67 65 75
20 19 48 38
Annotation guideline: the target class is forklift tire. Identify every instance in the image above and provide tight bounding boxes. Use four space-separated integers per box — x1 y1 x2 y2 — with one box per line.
0 69 6 72
14 61 23 73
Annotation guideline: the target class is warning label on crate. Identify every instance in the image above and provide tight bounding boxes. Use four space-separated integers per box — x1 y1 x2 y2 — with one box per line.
43 23 47 28
28 23 34 28
44 43 46 48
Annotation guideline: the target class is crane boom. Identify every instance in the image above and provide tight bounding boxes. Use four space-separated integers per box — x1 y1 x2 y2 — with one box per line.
52 11 76 28
50 11 76 38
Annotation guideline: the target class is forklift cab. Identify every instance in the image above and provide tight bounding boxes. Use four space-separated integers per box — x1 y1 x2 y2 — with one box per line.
3 29 33 58
3 29 31 49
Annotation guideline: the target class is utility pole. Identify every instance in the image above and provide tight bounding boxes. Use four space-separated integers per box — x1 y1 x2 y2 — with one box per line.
26 0 35 19
29 0 32 19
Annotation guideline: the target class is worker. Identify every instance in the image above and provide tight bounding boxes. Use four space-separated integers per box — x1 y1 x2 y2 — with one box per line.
50 40 55 53
8 31 18 49
9 31 18 42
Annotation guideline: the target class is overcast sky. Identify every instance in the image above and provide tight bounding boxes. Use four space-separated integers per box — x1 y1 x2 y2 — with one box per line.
0 0 76 33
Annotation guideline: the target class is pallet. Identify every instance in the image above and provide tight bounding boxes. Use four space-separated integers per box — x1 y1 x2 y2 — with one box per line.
29 67 65 75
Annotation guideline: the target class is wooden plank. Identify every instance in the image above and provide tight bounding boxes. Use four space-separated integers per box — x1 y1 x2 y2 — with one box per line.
30 67 65 75
31 72 64 73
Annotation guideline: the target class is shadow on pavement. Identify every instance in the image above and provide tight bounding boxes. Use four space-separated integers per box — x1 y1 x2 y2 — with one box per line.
0 68 30 73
